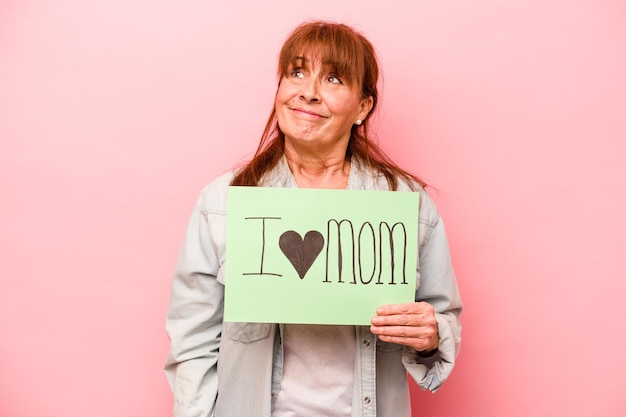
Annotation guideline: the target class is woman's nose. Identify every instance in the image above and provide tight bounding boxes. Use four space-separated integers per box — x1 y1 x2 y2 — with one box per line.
299 78 320 102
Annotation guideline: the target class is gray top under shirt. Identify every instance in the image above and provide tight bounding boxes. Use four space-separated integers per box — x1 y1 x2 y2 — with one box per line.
272 325 356 417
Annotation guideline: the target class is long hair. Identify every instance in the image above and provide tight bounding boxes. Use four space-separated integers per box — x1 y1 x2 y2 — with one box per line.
230 21 425 190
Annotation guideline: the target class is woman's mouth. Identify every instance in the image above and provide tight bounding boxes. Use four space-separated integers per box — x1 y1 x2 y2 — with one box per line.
291 107 328 119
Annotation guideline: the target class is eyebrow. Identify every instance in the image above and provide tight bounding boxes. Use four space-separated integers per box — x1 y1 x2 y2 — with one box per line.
288 55 345 80
291 56 307 67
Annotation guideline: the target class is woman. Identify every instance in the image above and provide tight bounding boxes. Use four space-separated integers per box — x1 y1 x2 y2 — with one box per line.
165 21 462 417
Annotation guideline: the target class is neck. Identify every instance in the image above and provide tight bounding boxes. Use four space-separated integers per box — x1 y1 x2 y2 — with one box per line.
284 145 350 189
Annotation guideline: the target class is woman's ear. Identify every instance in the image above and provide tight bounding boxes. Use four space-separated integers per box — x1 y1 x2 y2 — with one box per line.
358 96 374 121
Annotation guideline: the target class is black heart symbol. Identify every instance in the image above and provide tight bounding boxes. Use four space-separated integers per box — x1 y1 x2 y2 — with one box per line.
279 230 325 279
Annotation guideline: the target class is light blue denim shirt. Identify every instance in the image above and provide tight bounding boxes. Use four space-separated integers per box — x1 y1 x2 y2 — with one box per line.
165 157 462 417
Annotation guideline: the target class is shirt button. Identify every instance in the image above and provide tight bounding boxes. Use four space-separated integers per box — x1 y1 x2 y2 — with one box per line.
364 397 371 404
363 339 371 347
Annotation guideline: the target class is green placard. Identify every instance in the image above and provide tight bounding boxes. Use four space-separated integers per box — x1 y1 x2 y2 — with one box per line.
224 186 419 325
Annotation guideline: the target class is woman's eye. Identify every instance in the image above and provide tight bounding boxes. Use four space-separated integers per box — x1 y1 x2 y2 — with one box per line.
290 68 305 78
326 74 343 84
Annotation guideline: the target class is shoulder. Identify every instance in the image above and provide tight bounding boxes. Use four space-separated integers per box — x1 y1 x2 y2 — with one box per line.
356 162 442 233
197 170 237 215
397 178 441 246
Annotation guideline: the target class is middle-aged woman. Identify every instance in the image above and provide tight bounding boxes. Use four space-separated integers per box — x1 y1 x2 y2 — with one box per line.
165 20 462 417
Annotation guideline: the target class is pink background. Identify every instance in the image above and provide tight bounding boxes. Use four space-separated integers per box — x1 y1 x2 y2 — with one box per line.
1 1 625 416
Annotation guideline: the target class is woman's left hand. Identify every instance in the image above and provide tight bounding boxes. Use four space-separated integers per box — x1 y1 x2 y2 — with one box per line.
370 302 439 353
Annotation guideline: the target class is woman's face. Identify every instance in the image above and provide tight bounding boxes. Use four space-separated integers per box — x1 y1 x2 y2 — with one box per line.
275 57 373 153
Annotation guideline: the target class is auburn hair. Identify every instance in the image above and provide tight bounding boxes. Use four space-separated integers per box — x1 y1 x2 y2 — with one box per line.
230 21 425 190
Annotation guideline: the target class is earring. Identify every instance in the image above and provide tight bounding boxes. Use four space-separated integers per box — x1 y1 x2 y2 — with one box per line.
355 119 362 125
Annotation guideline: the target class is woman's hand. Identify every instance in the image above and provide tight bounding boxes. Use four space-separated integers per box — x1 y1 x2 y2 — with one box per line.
370 302 439 353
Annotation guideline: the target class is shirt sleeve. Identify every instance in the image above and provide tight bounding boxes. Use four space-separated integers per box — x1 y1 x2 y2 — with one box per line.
403 193 463 392
164 190 226 417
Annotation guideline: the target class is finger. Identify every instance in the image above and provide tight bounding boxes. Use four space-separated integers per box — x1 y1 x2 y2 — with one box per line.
376 334 435 352
376 302 432 316
370 324 436 340
370 325 418 338
371 313 427 327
